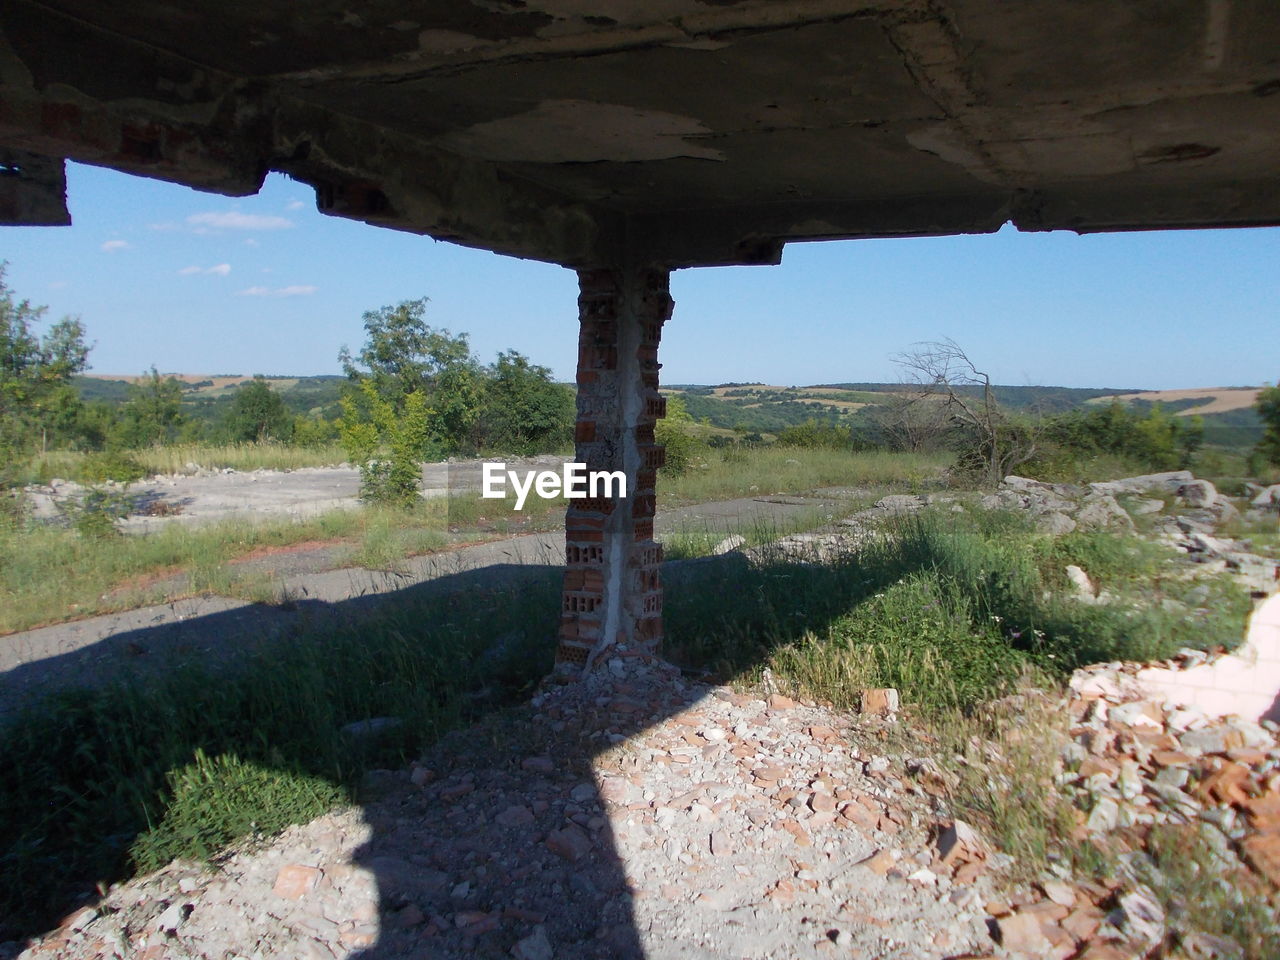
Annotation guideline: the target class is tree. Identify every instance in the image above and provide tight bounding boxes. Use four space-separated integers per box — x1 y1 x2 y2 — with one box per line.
338 378 430 505
894 338 1036 486
0 263 90 452
339 298 482 452
474 351 573 454
1256 382 1280 467
224 377 292 442
117 367 184 447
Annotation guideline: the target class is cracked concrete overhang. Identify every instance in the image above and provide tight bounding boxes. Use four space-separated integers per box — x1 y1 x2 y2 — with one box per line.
1 0 1278 267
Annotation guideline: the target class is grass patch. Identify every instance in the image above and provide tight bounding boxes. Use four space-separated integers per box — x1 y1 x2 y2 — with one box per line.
659 447 948 506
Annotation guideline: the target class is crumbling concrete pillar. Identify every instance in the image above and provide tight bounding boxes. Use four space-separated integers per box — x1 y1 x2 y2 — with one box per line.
556 266 670 669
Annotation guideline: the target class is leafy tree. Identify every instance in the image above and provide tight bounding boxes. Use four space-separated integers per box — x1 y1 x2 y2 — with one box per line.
474 351 573 454
117 367 184 447
339 298 482 452
0 264 89 453
223 376 292 442
1256 382 1280 466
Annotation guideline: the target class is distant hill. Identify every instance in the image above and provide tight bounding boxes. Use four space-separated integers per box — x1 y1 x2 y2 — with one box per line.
664 382 1264 447
75 374 346 423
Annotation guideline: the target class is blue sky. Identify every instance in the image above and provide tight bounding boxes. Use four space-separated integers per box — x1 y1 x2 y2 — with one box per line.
3 161 1277 389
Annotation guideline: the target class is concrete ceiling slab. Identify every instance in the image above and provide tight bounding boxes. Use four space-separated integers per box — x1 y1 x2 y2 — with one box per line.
1 0 1278 266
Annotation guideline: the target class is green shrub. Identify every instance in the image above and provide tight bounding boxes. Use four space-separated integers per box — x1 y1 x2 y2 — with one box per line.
130 750 346 872
655 395 708 477
76 450 147 484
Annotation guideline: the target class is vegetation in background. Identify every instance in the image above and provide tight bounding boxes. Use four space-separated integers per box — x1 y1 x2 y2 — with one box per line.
1256 381 1280 467
655 395 709 476
0 263 89 458
474 350 574 455
224 376 294 443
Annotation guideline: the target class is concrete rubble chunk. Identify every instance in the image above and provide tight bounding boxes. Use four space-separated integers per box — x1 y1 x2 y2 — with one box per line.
511 925 553 960
860 688 899 717
272 864 322 900
546 825 593 862
711 534 746 555
996 912 1050 955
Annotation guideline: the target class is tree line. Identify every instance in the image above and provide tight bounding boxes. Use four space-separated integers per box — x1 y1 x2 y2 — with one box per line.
1 269 575 479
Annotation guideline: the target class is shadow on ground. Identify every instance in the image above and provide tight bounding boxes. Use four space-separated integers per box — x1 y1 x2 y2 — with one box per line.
1 544 905 953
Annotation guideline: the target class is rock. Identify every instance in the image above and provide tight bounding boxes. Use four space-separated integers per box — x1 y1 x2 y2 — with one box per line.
522 756 555 774
339 716 403 739
711 534 746 555
1066 565 1097 601
860 688 899 717
546 825 593 862
1179 726 1245 756
511 925 553 960
767 693 797 710
936 819 985 868
273 864 322 900
496 805 536 828
1040 880 1075 907
857 849 897 874
874 494 928 513
1085 796 1120 833
1037 511 1077 535
1076 494 1136 532
1250 484 1280 509
1114 888 1165 950
996 912 1050 955
1177 480 1218 508
1179 931 1245 960
1125 496 1165 516
1089 471 1194 497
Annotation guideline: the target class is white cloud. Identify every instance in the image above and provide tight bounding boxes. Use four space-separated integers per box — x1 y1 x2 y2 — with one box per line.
237 284 317 297
179 263 232 276
186 211 293 231
243 238 260 247
100 239 130 253
285 199 306 211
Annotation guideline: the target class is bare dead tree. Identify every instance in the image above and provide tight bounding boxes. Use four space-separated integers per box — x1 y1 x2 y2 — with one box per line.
893 338 1036 486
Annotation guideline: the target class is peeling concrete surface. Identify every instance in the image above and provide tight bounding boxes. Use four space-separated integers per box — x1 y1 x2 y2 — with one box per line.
2 1 1278 266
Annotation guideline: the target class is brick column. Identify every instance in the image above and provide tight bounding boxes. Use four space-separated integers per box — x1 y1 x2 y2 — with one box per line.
556 266 671 669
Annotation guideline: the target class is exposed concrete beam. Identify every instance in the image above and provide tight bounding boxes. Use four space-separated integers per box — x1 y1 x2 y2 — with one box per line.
0 148 67 225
